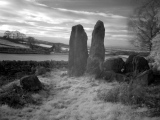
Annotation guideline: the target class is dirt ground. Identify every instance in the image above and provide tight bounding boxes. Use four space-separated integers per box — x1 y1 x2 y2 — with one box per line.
0 69 160 120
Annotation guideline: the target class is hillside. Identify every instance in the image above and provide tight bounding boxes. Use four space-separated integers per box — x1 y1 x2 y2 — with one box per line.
0 37 69 54
34 39 69 48
0 38 29 48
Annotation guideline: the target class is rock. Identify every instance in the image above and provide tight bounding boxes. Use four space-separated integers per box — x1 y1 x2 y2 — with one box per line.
102 57 125 73
124 54 137 73
68 24 88 76
20 75 42 91
95 70 115 81
115 73 126 83
96 70 126 83
103 71 116 82
86 20 105 75
133 56 150 75
35 66 46 75
133 70 155 86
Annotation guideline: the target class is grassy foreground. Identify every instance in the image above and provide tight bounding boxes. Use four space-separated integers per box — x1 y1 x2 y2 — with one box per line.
0 69 160 120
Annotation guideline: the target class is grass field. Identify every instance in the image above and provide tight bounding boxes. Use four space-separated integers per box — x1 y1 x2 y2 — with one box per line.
0 69 160 120
0 39 29 48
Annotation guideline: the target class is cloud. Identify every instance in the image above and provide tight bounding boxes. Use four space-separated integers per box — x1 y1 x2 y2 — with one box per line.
0 0 133 48
55 8 127 19
0 1 10 6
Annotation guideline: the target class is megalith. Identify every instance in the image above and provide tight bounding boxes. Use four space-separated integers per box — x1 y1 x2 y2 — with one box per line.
86 20 105 75
68 24 88 76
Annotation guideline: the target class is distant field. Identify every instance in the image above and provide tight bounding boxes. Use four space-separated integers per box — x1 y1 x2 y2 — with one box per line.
0 39 29 48
35 43 52 48
0 44 14 48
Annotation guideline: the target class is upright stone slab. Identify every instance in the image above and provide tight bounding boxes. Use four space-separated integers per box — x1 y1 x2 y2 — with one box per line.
86 20 105 75
68 24 88 77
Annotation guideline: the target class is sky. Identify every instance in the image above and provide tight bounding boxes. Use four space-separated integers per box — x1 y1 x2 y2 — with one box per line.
0 0 137 48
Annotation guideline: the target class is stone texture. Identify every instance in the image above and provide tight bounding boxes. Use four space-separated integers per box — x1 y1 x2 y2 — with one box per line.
68 24 88 76
96 70 116 81
86 20 105 75
20 75 42 91
124 54 137 73
133 56 150 75
133 70 154 86
103 57 125 73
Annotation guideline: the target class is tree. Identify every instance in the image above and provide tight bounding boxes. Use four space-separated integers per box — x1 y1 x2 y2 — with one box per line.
128 0 160 51
52 44 61 53
3 31 11 39
27 37 35 49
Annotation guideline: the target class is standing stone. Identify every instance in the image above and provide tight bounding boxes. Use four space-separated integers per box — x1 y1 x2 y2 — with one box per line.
68 24 88 77
86 20 105 75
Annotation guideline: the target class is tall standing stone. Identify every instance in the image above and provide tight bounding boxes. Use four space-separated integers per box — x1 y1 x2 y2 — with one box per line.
68 24 88 77
86 20 105 75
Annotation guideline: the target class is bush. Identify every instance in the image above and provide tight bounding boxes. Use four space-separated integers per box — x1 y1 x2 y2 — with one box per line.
0 84 42 108
97 83 160 112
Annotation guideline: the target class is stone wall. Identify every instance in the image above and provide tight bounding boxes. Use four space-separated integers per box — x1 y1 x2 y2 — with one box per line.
0 60 68 77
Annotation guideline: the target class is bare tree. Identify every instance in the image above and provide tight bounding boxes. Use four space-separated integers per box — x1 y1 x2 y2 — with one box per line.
128 0 160 51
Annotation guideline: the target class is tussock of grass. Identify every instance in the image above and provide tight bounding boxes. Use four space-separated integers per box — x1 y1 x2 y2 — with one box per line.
97 83 160 115
0 82 51 109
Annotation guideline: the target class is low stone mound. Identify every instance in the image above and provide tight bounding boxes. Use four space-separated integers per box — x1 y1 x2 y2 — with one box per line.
20 75 42 91
133 56 150 75
103 57 125 73
96 70 126 83
133 70 154 86
125 54 137 73
115 73 126 83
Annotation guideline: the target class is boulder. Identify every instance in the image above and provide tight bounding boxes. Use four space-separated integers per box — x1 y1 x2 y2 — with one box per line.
102 57 125 73
115 73 126 83
68 24 88 76
96 70 126 83
103 71 116 82
86 20 105 75
133 70 155 86
133 56 150 75
95 70 116 81
20 75 42 91
124 54 137 73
